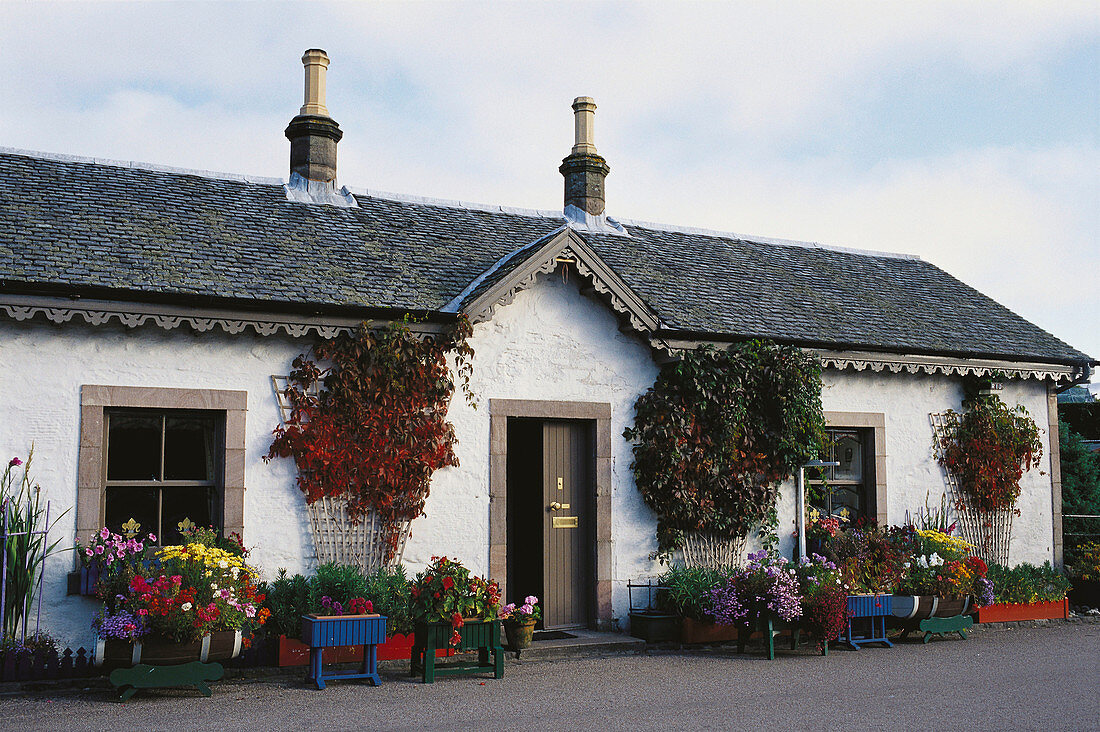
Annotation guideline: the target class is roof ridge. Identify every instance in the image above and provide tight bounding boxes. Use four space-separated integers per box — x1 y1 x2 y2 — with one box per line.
2 146 917 259
615 216 921 261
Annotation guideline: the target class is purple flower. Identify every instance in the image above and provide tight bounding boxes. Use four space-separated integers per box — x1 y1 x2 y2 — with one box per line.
8 457 22 468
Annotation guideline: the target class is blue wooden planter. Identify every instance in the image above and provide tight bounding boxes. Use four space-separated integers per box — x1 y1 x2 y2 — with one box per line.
844 594 893 649
300 614 387 690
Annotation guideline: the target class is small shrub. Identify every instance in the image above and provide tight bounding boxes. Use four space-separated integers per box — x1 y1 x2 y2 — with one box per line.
986 562 1070 604
309 563 368 610
364 565 414 636
259 570 312 638
656 565 727 620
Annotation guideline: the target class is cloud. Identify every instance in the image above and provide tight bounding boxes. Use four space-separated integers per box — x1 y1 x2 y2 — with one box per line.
1 1 1096 359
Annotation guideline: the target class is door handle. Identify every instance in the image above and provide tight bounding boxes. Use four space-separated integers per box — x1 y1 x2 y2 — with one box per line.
549 502 570 511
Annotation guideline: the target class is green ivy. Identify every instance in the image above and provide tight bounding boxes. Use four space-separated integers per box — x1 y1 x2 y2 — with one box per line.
624 340 825 556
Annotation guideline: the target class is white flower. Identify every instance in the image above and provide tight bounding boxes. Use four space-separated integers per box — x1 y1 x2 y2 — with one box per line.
181 602 193 612
903 562 911 569
218 560 229 569
917 556 929 569
210 583 218 590
929 552 944 567
230 567 240 578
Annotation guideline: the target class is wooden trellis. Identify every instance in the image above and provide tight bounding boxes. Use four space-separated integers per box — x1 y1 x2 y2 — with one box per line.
680 532 746 569
271 376 410 574
930 412 1013 567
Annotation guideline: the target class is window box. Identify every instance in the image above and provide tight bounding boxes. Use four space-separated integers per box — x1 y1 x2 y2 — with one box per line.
975 598 1068 623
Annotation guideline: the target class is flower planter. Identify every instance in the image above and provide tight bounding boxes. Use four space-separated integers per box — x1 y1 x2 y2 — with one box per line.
411 619 504 683
94 630 242 668
891 595 971 620
1069 580 1100 609
301 614 387 689
67 565 103 596
628 612 681 643
844 594 893 649
503 620 537 651
680 616 740 645
277 631 454 666
976 598 1068 623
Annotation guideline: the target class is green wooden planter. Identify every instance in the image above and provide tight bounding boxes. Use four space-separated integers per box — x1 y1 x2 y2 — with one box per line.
411 619 504 683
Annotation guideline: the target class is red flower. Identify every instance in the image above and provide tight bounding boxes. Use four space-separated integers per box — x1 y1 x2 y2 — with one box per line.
452 613 464 629
442 576 455 591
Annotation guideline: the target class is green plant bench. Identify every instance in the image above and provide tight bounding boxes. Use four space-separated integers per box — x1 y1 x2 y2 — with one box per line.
109 661 223 702
411 619 504 683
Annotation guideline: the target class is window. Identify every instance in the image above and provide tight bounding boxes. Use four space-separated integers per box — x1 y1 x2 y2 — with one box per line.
104 409 222 543
808 428 875 523
76 385 247 550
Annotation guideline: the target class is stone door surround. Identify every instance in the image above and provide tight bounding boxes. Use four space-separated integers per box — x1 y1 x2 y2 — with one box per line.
489 399 613 630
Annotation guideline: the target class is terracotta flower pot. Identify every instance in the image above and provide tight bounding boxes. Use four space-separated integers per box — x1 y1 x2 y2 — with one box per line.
680 616 740 644
504 620 537 650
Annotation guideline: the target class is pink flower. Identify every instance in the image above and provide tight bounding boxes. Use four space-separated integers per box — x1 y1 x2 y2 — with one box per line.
148 533 157 542
524 595 539 606
99 527 110 540
520 604 534 615
8 457 22 467
137 609 148 616
94 545 104 555
85 548 94 557
244 605 256 618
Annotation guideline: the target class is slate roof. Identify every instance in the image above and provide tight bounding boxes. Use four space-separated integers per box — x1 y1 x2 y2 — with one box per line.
0 149 1092 366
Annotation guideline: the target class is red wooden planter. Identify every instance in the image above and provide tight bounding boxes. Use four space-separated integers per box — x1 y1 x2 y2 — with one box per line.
976 598 1068 623
277 633 453 666
681 616 740 644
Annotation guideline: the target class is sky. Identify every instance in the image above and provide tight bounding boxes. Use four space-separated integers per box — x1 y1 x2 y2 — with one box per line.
2 1 1098 364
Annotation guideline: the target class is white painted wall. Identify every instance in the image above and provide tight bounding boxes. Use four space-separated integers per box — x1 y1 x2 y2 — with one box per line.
0 278 1059 647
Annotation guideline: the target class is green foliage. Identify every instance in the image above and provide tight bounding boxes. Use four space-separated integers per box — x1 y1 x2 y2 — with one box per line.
1 449 70 639
409 556 501 625
986 562 1071 604
259 570 312 638
1059 420 1100 546
935 395 1043 513
655 564 728 620
624 340 825 555
309 562 368 610
364 565 414 636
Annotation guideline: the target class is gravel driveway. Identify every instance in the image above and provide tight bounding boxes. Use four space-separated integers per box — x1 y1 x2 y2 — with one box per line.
2 623 1097 731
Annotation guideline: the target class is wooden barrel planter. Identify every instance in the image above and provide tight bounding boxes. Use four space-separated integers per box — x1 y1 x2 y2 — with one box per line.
891 595 972 620
94 630 242 668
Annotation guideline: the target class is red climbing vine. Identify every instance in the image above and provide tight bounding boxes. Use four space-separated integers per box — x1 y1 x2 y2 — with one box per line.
266 317 475 555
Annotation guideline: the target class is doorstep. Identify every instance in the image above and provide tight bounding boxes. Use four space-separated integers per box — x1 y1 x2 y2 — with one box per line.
508 629 645 661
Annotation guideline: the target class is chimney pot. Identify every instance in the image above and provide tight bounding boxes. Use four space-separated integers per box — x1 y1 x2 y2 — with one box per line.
300 49 331 117
560 95 610 218
285 48 343 184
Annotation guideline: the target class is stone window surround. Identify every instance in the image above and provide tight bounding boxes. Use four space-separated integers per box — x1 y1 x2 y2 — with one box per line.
77 385 247 550
488 399 613 631
823 411 888 527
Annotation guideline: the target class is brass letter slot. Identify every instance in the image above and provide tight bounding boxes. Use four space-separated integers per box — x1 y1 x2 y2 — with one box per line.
552 516 579 529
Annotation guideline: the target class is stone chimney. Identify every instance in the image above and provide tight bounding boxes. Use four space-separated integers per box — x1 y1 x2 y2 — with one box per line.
559 96 610 221
285 49 343 184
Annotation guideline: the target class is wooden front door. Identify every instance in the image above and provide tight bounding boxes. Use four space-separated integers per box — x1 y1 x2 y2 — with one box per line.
541 420 592 629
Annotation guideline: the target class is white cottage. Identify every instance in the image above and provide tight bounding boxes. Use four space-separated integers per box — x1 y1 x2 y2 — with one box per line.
0 50 1093 646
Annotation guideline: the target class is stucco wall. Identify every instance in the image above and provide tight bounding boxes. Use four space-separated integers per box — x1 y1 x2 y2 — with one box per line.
0 277 1059 647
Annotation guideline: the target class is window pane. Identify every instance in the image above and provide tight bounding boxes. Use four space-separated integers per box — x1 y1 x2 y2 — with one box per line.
830 484 865 520
833 433 863 482
105 486 159 540
107 414 162 481
161 487 214 544
164 415 215 481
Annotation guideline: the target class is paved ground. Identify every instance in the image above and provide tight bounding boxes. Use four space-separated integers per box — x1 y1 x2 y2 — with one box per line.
2 624 1098 731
